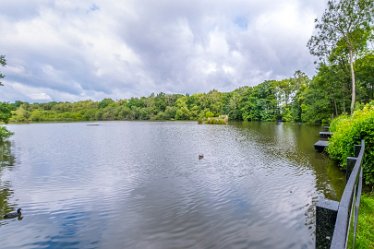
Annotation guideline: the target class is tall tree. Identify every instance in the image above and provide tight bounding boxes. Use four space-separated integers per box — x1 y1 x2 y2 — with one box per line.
307 0 373 114
0 55 5 86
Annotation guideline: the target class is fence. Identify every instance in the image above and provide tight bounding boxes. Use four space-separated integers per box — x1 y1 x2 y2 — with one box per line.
316 140 365 249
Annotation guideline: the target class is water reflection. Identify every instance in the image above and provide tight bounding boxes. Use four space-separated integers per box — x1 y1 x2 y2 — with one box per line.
0 122 346 249
0 140 15 168
230 122 345 200
0 140 16 221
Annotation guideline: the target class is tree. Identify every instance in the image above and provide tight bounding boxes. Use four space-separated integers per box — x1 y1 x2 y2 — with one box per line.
355 52 374 102
0 55 5 86
307 0 374 114
241 81 277 121
0 103 12 123
301 65 348 124
290 71 310 122
98 98 115 109
0 55 13 140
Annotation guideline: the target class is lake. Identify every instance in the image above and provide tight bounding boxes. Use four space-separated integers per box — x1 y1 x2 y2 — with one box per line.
0 121 344 249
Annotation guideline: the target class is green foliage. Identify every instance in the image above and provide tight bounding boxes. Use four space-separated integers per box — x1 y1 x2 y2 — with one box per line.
307 0 374 113
327 101 374 185
0 102 12 123
241 81 278 121
307 0 373 64
4 60 373 126
281 107 293 122
329 114 350 132
98 98 115 109
199 115 228 125
205 119 227 125
0 55 14 141
0 53 13 139
301 63 352 124
356 53 374 103
205 111 214 118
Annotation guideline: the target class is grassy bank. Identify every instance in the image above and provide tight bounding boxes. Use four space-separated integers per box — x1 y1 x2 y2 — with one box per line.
355 193 374 248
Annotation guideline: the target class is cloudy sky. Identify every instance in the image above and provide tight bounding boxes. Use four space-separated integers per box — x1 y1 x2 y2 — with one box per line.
0 0 327 102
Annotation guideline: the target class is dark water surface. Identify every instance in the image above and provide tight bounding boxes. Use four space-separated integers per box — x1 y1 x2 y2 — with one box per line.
0 121 345 249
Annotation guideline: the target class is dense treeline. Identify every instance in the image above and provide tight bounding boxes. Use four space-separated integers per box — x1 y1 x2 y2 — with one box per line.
1 51 372 125
0 71 316 123
0 0 372 126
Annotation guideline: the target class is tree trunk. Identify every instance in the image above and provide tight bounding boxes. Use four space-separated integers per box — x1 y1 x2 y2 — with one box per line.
349 49 356 115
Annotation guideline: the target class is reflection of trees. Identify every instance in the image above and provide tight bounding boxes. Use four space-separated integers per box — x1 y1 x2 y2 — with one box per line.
231 122 345 200
0 140 15 218
0 140 14 168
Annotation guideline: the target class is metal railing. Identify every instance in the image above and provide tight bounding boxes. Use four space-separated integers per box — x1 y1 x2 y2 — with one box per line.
316 140 365 249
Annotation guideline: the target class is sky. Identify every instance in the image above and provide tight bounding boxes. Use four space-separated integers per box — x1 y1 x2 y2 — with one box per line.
0 0 327 102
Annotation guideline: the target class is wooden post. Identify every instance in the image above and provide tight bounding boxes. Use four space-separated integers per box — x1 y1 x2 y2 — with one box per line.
346 157 357 182
316 199 339 249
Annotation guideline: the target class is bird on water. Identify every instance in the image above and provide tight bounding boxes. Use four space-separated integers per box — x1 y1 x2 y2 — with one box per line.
3 208 22 219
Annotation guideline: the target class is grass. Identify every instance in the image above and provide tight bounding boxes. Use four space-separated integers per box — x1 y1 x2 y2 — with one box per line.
355 193 374 248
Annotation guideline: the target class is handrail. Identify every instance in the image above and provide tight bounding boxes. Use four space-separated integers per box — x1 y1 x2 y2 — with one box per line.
315 140 365 249
329 139 365 249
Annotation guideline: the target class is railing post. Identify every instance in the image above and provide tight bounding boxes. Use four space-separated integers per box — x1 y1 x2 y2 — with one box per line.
346 157 357 182
318 140 365 249
316 199 339 249
354 145 361 157
351 167 363 249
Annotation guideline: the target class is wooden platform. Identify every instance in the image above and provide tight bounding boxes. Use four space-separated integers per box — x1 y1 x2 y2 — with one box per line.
314 140 329 152
319 131 333 138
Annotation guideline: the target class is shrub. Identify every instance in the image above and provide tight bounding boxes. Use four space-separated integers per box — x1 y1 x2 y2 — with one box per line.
198 115 228 125
329 114 350 132
327 101 374 185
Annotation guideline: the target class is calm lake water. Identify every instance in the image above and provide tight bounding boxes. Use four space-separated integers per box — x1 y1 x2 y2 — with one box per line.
0 121 345 249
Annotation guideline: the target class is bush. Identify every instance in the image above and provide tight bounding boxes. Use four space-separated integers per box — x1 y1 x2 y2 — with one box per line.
329 114 350 132
198 115 228 125
327 101 374 185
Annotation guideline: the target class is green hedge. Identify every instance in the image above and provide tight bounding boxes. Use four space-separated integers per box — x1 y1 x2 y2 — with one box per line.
328 101 374 185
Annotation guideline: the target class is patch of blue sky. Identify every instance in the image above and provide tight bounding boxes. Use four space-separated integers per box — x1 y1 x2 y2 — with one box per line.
234 16 248 30
89 4 100 12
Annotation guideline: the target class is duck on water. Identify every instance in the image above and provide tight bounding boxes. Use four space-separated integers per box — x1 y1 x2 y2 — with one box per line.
3 208 22 219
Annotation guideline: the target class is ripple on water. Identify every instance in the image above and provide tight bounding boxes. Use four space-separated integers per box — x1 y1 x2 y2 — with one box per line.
0 122 345 249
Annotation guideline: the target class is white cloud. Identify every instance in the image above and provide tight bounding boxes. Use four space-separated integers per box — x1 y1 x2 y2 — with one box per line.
0 0 327 102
